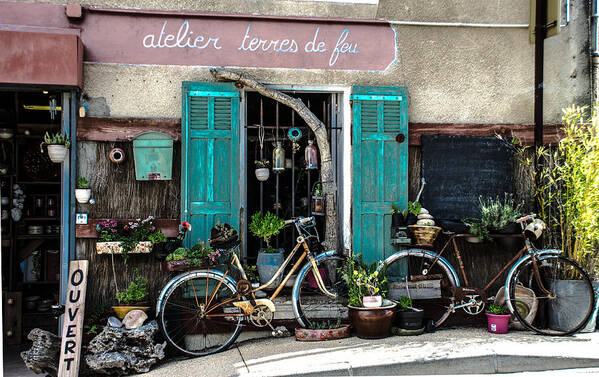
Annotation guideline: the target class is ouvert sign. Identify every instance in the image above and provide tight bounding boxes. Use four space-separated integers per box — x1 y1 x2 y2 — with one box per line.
57 260 88 377
0 2 397 71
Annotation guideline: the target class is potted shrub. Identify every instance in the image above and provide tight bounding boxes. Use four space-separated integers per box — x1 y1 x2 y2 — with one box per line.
255 159 270 181
479 194 523 249
395 296 424 330
486 304 511 334
341 255 396 339
162 241 222 272
390 203 408 228
249 211 285 286
75 176 92 204
40 131 71 163
295 317 351 341
113 268 150 319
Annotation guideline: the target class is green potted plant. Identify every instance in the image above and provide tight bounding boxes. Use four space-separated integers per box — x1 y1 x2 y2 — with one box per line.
486 304 511 334
395 296 424 331
113 268 149 319
475 194 523 248
295 317 351 341
341 255 396 339
75 176 92 204
249 211 285 286
255 159 270 181
40 131 71 163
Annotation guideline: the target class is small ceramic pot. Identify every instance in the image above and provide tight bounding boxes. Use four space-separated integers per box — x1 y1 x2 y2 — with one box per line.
46 144 68 163
75 188 92 204
362 295 383 308
255 168 270 181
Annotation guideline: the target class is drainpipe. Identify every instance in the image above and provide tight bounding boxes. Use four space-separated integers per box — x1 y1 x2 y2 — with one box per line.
591 0 599 105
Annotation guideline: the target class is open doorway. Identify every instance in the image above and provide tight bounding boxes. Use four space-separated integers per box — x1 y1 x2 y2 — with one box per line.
244 91 342 264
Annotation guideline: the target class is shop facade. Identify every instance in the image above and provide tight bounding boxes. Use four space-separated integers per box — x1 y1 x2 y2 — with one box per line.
0 0 594 340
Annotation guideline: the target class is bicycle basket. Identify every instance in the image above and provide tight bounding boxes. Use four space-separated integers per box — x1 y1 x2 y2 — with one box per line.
408 225 442 245
524 219 545 240
214 242 240 265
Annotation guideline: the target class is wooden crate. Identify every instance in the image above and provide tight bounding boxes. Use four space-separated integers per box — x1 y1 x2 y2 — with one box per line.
388 279 441 300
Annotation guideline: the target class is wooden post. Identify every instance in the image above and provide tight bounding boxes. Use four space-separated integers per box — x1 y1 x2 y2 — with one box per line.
57 260 88 377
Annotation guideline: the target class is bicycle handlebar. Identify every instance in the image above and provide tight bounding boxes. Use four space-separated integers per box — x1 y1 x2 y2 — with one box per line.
516 214 536 223
285 217 314 226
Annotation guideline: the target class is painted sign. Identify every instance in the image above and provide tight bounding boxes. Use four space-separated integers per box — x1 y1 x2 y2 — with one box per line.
0 2 396 71
58 260 89 377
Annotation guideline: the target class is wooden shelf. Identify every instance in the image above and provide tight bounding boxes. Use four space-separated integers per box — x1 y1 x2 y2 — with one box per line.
16 235 59 240
22 281 59 285
17 181 60 185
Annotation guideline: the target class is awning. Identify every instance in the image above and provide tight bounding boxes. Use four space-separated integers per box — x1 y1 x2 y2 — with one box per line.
0 29 83 88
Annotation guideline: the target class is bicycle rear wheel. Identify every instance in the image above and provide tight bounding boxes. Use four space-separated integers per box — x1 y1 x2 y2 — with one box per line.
292 252 349 328
382 249 459 327
159 271 244 356
508 254 595 336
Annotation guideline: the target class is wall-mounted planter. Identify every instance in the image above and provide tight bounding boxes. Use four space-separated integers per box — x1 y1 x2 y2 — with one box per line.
132 132 173 180
96 241 152 254
75 188 92 204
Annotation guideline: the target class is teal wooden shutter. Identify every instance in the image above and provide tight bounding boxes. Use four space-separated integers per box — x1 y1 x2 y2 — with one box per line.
352 86 408 263
182 82 240 247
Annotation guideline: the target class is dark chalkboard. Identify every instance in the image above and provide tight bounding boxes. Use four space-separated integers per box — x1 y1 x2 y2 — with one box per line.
421 135 513 221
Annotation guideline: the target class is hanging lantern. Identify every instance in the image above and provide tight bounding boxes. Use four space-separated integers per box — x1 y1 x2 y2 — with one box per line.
272 141 285 172
305 140 318 169
311 182 324 216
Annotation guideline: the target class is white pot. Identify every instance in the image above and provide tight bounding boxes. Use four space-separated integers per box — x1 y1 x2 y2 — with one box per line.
363 295 383 308
255 168 270 181
47 144 68 163
75 189 92 204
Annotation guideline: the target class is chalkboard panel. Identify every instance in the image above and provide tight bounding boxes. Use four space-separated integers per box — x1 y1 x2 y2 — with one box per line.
421 135 513 221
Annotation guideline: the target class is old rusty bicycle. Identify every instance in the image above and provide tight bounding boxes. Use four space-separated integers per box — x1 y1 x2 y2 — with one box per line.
156 216 347 356
381 214 595 335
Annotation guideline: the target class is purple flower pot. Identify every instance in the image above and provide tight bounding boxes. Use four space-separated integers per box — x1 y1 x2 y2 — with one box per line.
486 313 511 334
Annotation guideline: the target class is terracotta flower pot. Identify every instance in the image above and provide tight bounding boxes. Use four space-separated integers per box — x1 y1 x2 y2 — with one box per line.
348 300 397 339
295 325 351 341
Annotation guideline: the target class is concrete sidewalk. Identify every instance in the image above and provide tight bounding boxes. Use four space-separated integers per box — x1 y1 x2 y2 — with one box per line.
141 327 599 376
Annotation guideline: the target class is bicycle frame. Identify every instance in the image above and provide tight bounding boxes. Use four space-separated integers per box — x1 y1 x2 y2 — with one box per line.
429 231 554 303
201 218 336 319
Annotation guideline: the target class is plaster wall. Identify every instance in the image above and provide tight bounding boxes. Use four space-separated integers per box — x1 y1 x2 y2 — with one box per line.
31 0 588 123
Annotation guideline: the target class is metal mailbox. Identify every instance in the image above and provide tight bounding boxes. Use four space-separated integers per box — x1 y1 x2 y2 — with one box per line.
132 132 173 180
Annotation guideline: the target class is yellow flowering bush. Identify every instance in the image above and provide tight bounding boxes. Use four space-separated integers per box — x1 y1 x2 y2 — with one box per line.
341 254 388 307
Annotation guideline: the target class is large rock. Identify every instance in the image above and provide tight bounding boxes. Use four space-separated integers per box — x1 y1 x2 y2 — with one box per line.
21 328 61 377
122 309 147 329
85 320 166 375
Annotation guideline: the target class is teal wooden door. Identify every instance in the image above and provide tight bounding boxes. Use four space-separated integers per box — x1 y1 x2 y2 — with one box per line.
352 86 408 263
182 82 240 247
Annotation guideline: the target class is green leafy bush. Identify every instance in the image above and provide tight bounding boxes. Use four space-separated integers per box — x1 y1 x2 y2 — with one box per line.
115 269 148 305
486 304 508 315
148 230 167 244
308 317 342 330
76 177 89 189
42 131 71 148
479 194 522 230
397 296 412 311
166 247 188 261
249 211 285 252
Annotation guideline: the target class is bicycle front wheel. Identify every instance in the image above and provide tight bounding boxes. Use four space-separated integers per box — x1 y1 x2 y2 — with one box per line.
292 252 349 328
159 271 244 356
508 254 595 336
383 249 459 327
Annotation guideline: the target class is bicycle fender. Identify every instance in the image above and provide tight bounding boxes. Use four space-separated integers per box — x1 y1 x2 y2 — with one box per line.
155 269 238 315
503 249 562 313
